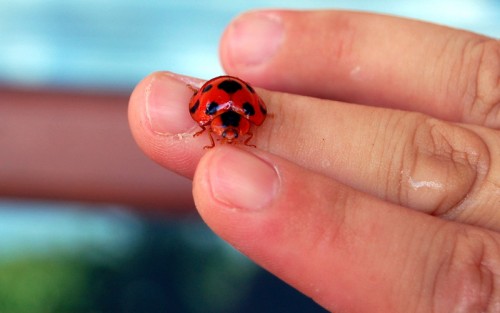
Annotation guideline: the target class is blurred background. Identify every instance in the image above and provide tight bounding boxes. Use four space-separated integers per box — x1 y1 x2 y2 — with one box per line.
0 0 498 312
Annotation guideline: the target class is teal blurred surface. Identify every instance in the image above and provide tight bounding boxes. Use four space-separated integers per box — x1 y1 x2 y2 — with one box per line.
0 0 498 90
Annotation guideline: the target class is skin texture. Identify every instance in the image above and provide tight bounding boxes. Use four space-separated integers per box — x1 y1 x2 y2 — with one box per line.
129 10 500 313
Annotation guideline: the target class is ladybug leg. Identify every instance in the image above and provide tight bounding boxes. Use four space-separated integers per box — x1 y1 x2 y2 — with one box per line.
193 125 215 149
243 132 256 148
193 125 207 137
204 130 216 149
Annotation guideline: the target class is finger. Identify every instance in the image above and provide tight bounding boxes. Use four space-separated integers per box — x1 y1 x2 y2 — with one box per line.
129 73 500 230
128 71 206 178
193 146 500 312
220 10 500 128
129 71 500 230
268 93 500 230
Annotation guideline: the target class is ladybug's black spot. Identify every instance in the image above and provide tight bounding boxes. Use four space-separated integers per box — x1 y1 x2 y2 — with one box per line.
220 111 241 127
202 84 213 93
189 99 200 114
218 79 242 94
206 101 219 115
259 102 267 115
245 83 255 93
242 102 255 116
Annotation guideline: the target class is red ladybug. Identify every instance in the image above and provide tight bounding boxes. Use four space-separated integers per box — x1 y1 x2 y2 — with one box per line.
189 75 267 149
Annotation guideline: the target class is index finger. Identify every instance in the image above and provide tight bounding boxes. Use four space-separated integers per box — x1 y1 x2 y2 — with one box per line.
128 71 500 231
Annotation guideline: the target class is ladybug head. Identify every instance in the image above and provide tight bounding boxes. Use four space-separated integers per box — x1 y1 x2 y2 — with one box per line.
210 112 251 144
210 115 241 143
221 127 239 142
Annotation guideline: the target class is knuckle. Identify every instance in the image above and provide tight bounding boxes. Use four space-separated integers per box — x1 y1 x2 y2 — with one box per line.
431 227 500 312
398 115 490 215
376 112 426 204
458 38 500 128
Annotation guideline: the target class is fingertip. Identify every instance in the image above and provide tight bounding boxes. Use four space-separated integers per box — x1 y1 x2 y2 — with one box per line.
127 71 205 177
128 72 155 153
195 146 278 204
220 10 285 82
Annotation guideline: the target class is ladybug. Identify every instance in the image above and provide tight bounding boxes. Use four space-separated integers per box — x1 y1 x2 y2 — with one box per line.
189 75 267 149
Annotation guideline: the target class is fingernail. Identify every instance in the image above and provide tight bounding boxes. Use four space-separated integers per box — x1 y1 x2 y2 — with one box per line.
145 72 201 135
226 11 284 67
208 147 279 211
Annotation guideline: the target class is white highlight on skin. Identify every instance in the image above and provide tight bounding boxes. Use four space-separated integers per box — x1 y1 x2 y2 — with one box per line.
350 65 361 76
401 169 444 191
144 75 155 130
349 65 362 81
175 129 199 140
321 159 331 169
349 65 377 82
171 74 204 89
407 176 444 191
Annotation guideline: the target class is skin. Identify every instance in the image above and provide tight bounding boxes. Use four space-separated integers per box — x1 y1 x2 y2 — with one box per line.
128 10 500 312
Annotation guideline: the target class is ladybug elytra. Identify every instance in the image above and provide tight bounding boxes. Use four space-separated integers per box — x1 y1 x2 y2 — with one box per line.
189 75 267 149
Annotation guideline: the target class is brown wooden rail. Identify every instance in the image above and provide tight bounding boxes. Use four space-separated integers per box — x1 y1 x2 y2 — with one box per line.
0 87 194 213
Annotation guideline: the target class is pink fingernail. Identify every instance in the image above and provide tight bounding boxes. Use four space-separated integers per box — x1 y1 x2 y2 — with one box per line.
208 147 279 211
226 11 284 68
145 72 202 135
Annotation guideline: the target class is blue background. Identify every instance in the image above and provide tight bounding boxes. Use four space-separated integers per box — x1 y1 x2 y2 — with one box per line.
0 0 498 90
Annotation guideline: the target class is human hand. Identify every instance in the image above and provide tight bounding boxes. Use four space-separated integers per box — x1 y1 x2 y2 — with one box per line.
129 10 500 312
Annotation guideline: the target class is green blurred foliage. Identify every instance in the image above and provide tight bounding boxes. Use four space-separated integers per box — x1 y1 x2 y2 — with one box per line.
0 218 325 313
0 221 256 313
0 257 90 312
